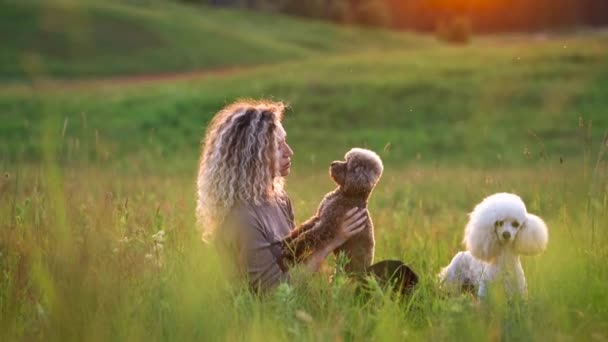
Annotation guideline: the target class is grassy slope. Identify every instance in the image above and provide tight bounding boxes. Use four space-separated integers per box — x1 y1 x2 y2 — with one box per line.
2 1 606 169
1 33 607 169
0 0 425 79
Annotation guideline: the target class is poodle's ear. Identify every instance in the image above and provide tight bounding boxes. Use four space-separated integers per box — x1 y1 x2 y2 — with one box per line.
346 165 372 193
514 213 548 255
464 211 500 262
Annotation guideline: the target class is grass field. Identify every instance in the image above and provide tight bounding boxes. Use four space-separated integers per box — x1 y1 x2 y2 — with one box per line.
1 0 608 340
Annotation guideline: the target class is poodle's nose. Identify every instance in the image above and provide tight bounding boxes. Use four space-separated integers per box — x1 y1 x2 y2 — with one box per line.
502 231 511 240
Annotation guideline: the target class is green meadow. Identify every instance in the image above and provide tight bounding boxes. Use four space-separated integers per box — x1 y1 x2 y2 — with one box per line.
1 0 608 340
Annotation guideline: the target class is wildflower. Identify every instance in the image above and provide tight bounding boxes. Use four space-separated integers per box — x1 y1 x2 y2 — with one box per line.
295 310 313 324
152 230 165 243
36 302 47 320
383 142 391 153
148 229 166 268
523 146 531 159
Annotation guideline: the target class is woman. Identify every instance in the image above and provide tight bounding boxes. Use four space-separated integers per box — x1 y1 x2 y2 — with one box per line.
196 99 368 292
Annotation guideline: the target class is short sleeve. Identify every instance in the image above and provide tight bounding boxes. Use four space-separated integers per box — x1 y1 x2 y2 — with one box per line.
216 207 288 292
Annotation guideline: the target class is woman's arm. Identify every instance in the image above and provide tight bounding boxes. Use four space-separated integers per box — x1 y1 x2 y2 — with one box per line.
280 216 320 264
217 206 367 291
217 208 291 292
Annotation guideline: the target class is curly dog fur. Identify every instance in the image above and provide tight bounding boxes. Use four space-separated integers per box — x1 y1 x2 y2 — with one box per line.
439 193 549 298
281 148 383 273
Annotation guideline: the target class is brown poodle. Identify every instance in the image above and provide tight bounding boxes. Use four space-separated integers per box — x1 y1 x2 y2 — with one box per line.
281 148 384 273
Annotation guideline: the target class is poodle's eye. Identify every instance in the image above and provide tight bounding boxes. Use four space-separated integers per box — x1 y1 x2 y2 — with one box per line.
495 221 503 227
512 221 520 228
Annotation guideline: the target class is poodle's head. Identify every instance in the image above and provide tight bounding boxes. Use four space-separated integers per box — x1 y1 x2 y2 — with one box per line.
330 148 383 196
463 193 549 262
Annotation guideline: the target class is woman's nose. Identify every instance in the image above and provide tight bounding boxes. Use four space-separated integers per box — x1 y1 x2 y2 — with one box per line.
285 143 293 157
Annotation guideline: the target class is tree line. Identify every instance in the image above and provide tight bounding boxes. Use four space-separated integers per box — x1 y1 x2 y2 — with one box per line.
180 0 608 32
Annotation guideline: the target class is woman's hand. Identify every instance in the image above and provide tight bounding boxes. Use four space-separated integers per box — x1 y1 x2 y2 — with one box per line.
331 207 368 249
302 207 367 273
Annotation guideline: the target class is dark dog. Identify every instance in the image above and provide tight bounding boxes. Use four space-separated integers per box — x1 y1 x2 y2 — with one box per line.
366 260 419 296
281 148 383 273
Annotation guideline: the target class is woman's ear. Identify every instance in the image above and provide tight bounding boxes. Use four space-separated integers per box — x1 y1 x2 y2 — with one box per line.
514 213 548 255
464 212 500 262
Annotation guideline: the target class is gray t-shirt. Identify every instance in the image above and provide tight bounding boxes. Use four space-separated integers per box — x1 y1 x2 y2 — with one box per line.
216 196 295 292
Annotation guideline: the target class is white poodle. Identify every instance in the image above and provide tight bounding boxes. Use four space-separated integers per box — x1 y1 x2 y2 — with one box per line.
439 193 548 299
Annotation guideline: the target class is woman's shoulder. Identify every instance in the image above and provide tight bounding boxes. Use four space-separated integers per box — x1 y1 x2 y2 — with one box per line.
215 203 261 246
224 202 262 228
223 198 279 230
231 196 294 233
235 194 292 214
277 194 295 225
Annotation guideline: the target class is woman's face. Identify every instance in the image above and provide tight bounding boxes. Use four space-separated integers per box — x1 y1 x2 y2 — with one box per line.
275 123 293 177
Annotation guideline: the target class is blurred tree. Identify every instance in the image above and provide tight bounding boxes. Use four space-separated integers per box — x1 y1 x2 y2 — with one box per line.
326 0 353 23
354 0 391 27
585 0 608 26
281 0 325 18
436 15 471 43
186 0 608 32
278 0 355 23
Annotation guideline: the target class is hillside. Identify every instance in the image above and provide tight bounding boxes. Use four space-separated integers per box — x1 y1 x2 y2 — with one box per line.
1 1 607 169
0 0 426 79
1 32 607 170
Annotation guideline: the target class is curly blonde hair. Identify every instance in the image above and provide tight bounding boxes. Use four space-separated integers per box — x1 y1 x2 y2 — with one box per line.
196 99 287 241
